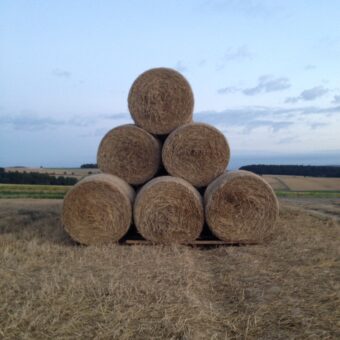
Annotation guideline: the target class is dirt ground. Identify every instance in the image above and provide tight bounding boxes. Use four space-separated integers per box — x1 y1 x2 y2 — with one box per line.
0 198 339 339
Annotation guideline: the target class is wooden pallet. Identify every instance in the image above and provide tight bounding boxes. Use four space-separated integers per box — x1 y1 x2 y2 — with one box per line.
122 239 258 246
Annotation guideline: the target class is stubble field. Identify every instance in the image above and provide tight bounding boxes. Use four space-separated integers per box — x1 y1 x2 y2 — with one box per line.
0 198 339 339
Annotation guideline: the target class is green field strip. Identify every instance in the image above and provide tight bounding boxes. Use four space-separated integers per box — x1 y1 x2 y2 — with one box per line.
0 184 71 199
0 192 66 199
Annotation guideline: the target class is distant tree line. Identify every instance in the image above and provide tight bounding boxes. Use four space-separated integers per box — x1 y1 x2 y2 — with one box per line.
239 164 340 178
80 163 98 169
0 168 78 185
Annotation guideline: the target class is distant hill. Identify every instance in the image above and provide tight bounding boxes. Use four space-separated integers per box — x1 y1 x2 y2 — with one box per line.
240 165 340 178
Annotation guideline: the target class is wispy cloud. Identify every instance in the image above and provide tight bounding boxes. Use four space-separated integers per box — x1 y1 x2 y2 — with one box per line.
217 86 239 94
0 112 131 131
0 115 65 131
198 59 207 67
305 64 317 70
202 0 284 18
285 86 329 103
175 61 187 73
243 75 291 95
52 68 72 78
332 95 340 104
310 122 329 130
216 45 252 70
195 108 293 133
218 75 290 96
224 45 252 61
195 104 339 134
277 136 299 144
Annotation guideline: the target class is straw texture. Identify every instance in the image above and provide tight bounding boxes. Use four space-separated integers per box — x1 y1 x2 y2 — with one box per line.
97 124 161 185
134 176 204 244
62 174 135 245
162 123 230 187
128 68 194 134
204 170 279 242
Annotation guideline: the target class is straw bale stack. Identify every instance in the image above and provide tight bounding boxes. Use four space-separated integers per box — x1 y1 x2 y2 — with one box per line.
134 176 204 243
62 174 134 245
128 68 194 134
204 170 279 242
97 124 161 185
162 122 230 187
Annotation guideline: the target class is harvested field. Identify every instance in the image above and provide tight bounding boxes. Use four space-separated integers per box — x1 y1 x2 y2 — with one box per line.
0 198 339 339
263 175 340 191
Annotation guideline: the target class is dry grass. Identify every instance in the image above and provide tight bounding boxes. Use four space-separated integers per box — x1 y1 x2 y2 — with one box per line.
263 175 340 191
0 198 339 339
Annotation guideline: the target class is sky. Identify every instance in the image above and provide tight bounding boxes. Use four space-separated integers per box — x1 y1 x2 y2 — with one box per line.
1 0 340 168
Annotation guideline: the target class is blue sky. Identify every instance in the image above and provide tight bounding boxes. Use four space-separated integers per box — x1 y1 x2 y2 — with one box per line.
1 0 339 167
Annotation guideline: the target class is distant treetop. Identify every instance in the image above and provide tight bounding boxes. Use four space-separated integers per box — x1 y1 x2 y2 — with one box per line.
80 163 98 169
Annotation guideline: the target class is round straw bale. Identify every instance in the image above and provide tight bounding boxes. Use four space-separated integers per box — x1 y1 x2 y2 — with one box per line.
62 174 135 245
134 176 204 243
162 123 230 187
97 124 161 185
128 68 194 134
204 170 279 242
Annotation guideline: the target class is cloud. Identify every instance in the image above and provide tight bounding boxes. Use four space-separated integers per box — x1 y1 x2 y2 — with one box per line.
305 64 316 70
223 45 252 61
202 0 282 18
198 59 207 67
217 86 239 94
195 104 340 134
0 114 65 131
175 61 187 73
242 120 293 133
195 108 293 133
218 75 290 96
332 95 340 104
0 112 131 131
285 86 329 103
310 122 329 130
243 75 291 95
277 136 299 144
100 113 131 120
52 68 71 78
